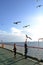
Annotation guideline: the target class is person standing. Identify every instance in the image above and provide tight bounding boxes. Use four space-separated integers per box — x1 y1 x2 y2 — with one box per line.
24 39 28 59
13 43 16 57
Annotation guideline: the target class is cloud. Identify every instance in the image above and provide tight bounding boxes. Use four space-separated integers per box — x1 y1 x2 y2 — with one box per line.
23 23 43 41
1 18 43 42
23 15 43 41
0 30 7 34
11 27 23 36
0 27 25 42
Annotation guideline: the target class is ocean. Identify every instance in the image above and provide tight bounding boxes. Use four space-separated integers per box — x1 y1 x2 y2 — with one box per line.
0 41 43 60
1 41 43 47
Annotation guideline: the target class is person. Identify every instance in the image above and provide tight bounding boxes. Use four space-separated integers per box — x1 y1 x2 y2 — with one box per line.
13 43 16 57
24 39 28 59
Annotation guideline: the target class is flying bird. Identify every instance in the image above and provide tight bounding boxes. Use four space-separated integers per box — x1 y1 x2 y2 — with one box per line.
13 21 21 24
36 5 43 8
26 35 32 40
23 25 30 28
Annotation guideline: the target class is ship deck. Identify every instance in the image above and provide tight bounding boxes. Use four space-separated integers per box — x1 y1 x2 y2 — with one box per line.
0 47 43 65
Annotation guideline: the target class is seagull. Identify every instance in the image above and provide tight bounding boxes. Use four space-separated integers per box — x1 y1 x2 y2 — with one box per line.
23 25 30 28
13 21 21 24
26 35 32 40
36 5 43 8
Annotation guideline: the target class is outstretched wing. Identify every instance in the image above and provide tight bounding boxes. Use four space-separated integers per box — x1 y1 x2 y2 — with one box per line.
28 37 32 40
26 35 32 40
13 21 21 24
23 25 30 28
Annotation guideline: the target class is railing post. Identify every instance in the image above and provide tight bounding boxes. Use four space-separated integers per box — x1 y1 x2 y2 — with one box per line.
2 44 4 48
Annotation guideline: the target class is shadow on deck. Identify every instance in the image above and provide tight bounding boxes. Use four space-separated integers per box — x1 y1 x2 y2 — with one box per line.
0 47 43 65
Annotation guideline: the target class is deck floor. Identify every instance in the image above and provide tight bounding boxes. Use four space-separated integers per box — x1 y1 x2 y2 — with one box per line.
0 48 43 65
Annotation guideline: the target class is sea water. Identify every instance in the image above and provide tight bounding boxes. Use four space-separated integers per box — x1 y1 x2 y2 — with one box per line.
0 41 43 60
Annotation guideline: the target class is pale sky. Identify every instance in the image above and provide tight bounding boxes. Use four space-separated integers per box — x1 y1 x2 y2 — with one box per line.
0 0 43 42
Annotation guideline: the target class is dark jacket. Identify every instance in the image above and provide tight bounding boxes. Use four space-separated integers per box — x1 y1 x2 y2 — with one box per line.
25 43 27 53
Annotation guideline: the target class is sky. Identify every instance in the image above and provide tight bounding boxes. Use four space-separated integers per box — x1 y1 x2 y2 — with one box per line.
0 0 43 42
